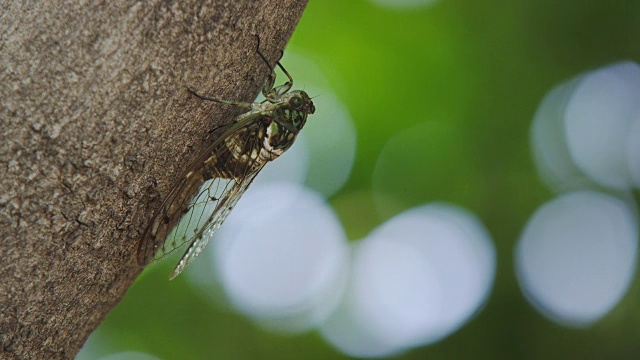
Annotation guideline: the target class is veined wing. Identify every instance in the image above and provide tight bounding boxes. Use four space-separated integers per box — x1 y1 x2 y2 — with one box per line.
168 167 262 279
137 112 266 269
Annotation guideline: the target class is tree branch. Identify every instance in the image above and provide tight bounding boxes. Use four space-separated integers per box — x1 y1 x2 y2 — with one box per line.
0 1 308 358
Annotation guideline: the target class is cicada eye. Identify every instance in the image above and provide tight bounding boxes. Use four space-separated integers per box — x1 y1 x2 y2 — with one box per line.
289 96 304 109
308 103 316 114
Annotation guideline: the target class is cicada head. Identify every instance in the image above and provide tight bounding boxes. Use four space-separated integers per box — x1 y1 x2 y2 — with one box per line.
274 90 315 133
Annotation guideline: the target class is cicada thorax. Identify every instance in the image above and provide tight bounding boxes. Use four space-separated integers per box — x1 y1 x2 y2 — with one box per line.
263 113 300 153
257 102 308 154
201 127 265 180
201 114 299 181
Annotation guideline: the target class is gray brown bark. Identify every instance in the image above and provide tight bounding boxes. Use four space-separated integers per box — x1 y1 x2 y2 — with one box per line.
0 1 308 358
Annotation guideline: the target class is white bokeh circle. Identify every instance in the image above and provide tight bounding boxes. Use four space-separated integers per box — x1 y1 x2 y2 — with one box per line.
564 61 640 190
212 182 349 333
320 204 496 357
516 191 638 327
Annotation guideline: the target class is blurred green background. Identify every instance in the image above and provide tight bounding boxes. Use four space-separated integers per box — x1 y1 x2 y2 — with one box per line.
81 1 640 359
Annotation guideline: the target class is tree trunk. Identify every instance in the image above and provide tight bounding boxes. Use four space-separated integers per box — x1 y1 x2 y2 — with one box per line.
0 1 308 358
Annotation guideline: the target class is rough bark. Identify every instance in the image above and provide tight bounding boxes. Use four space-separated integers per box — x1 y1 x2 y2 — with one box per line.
0 1 308 358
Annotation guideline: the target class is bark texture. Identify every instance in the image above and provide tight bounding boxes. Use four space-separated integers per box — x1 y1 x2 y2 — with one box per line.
0 1 308 358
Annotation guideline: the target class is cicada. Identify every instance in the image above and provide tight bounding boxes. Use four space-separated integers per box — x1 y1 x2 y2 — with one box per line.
137 37 315 279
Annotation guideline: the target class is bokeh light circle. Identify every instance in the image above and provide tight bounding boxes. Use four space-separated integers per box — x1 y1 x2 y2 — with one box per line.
627 113 640 188
516 191 638 327
301 89 357 197
212 182 349 333
320 204 496 357
372 121 481 219
564 61 640 190
274 52 357 197
531 79 594 192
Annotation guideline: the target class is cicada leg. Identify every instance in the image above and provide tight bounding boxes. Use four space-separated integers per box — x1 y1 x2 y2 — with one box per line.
254 35 293 100
187 88 253 109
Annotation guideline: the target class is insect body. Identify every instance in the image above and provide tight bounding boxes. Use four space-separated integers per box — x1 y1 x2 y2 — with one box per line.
137 38 315 279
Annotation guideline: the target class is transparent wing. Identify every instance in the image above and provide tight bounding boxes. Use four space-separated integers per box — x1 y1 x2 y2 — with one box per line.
155 175 235 263
137 113 265 269
168 168 262 279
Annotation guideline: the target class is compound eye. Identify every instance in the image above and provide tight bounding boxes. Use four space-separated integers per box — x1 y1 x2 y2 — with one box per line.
290 96 304 109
